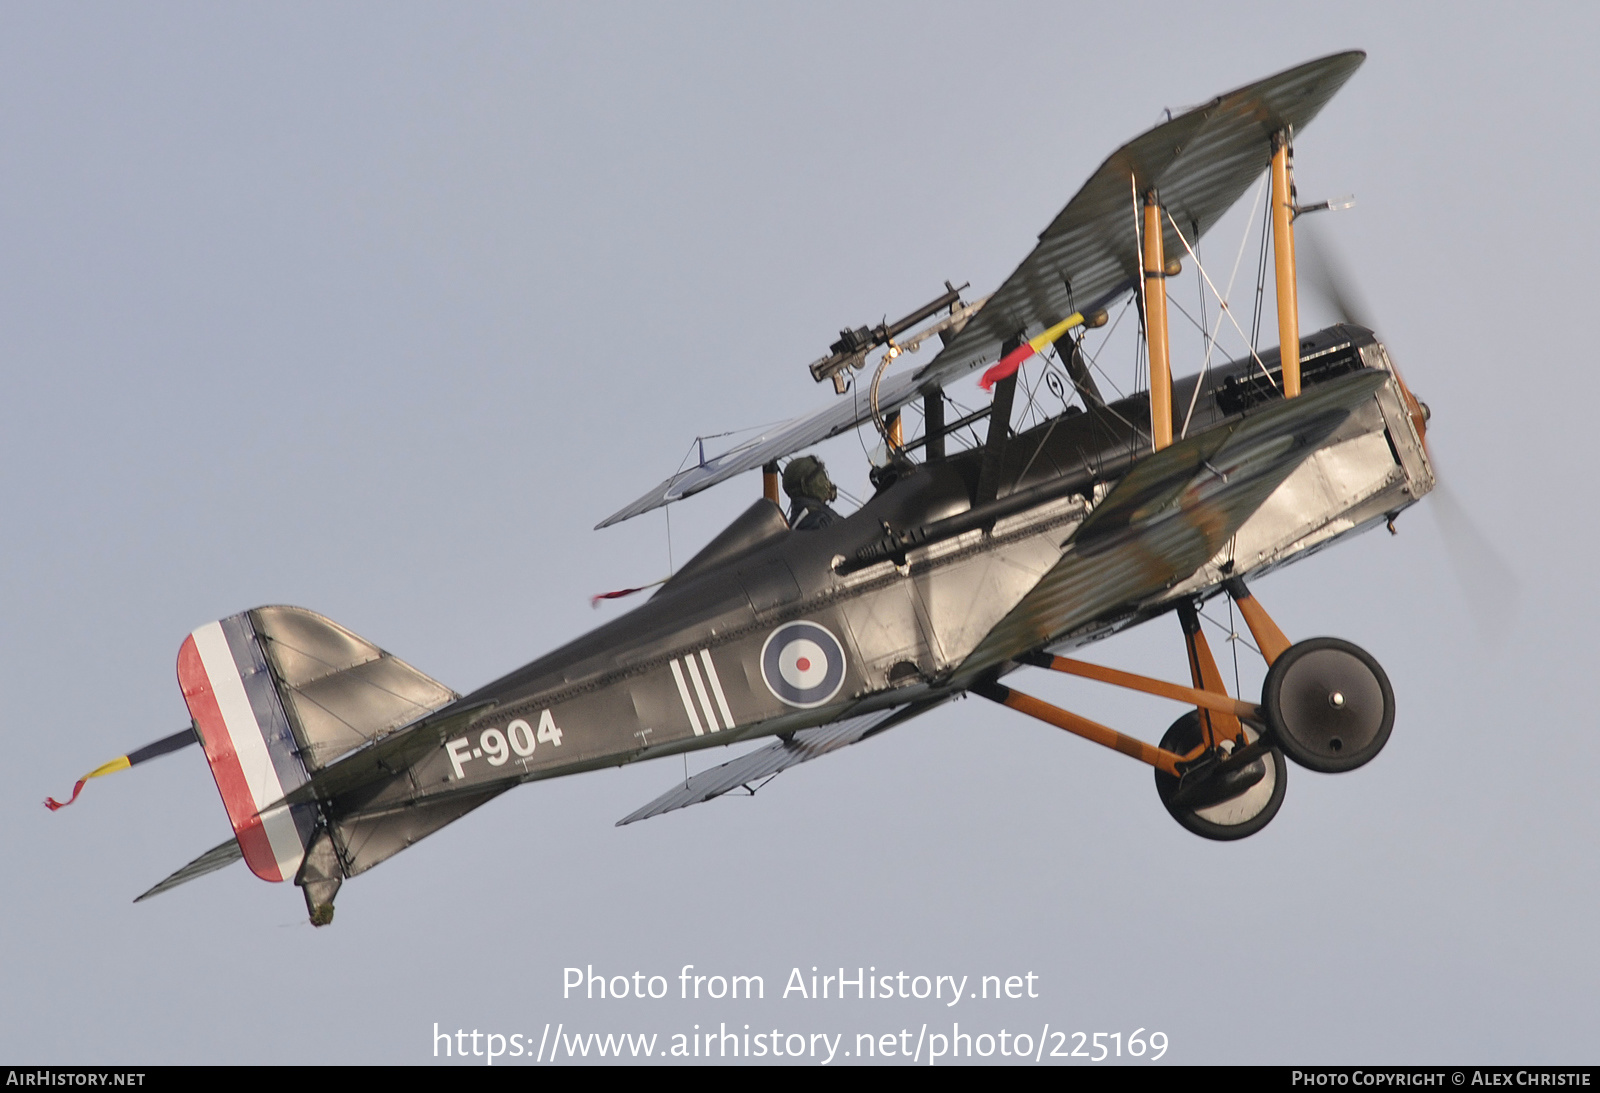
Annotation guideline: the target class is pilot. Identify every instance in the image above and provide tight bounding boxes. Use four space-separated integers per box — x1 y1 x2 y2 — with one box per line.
782 455 841 531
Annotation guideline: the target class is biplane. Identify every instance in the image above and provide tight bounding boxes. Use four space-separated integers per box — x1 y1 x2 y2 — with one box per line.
53 51 1434 925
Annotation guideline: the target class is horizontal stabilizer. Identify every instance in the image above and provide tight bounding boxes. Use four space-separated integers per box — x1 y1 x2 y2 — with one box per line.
616 702 936 825
134 838 244 903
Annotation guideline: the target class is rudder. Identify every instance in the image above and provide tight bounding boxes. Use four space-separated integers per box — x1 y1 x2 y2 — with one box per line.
177 613 318 883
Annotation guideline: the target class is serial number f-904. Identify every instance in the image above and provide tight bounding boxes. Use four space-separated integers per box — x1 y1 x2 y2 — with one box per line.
446 712 564 779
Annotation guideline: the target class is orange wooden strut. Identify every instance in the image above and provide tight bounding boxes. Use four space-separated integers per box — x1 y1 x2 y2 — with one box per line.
762 461 780 506
1223 577 1292 666
976 681 1184 776
1179 602 1243 749
1270 130 1302 399
1029 655 1261 725
1142 192 1174 450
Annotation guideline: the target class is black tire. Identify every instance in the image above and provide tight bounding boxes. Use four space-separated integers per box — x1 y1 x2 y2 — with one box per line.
1154 712 1286 841
1261 638 1394 773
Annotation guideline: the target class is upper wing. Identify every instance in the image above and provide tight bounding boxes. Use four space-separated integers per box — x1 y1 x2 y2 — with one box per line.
595 378 911 528
912 51 1364 392
959 369 1388 674
615 700 941 825
597 51 1365 529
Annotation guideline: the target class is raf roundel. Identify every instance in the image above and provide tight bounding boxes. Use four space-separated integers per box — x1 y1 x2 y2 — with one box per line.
760 621 847 709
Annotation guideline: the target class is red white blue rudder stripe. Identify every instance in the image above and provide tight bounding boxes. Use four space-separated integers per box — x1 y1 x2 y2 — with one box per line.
177 612 317 883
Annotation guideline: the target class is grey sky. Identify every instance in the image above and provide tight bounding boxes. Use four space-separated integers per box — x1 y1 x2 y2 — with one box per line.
3 2 1594 1064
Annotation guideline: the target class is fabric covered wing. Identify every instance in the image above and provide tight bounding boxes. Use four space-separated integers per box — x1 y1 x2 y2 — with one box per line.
960 370 1387 674
596 51 1364 529
594 376 921 528
134 838 244 903
915 52 1364 392
615 701 937 825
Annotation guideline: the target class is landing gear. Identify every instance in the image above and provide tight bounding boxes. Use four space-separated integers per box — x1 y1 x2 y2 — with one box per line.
1154 712 1286 841
972 578 1393 840
1260 637 1394 773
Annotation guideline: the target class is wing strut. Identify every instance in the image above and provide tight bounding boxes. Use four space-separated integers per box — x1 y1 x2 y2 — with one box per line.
974 337 1022 506
1270 130 1302 397
1143 190 1175 450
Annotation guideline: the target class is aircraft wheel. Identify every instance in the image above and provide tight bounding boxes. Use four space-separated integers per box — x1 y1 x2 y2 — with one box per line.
1154 712 1285 841
1261 638 1394 773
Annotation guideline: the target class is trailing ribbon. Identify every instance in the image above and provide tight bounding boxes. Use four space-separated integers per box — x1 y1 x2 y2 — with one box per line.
978 312 1086 391
590 577 669 608
45 726 198 810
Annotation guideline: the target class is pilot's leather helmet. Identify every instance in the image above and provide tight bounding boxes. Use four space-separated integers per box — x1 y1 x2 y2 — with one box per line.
782 455 837 504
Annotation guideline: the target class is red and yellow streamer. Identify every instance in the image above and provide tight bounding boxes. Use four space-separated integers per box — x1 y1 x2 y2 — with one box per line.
978 312 1086 391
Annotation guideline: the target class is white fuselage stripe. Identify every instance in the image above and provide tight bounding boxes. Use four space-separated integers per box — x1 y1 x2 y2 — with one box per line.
192 622 305 877
683 655 720 733
699 650 736 730
669 659 704 735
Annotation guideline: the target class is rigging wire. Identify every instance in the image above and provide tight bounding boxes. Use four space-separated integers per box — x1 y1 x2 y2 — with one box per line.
943 394 989 452
1017 359 1047 430
1080 296 1132 400
1225 536 1242 698
1129 173 1149 413
1200 607 1259 658
1014 392 1069 485
1132 322 1147 398
1177 173 1269 437
1250 182 1273 353
1165 209 1278 391
1043 297 1149 444
1059 344 1147 443
661 434 709 574
1228 591 1242 698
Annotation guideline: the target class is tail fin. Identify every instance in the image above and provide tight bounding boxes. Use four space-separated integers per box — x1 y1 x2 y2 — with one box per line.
178 614 318 883
175 605 459 912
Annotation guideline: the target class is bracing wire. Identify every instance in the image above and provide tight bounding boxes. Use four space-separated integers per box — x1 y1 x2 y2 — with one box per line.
1199 607 1259 658
1165 209 1278 392
1227 593 1242 698
1250 185 1273 353
1177 172 1268 437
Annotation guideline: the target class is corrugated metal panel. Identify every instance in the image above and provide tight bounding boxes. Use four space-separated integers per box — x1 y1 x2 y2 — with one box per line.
597 52 1364 529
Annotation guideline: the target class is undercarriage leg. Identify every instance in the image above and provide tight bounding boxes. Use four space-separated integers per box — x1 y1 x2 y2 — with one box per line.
972 680 1183 776
1223 576 1292 666
1179 601 1242 750
1223 576 1397 774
